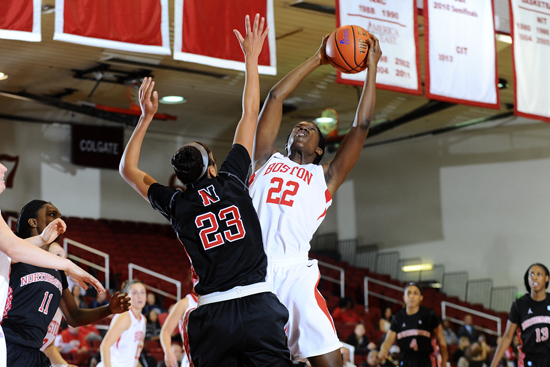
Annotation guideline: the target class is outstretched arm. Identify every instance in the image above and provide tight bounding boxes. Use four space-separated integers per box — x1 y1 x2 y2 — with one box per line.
490 321 518 367
253 36 330 170
232 14 269 157
60 289 130 327
119 77 159 202
0 217 105 292
324 35 382 195
23 218 66 248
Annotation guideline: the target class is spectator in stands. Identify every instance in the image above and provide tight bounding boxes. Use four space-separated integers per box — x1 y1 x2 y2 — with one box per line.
364 349 381 367
381 345 400 367
56 325 90 355
143 292 163 316
457 315 479 344
340 345 356 367
333 296 362 324
157 344 184 367
442 318 458 346
346 323 371 356
72 284 88 308
454 336 471 363
378 307 392 333
90 291 110 309
146 309 162 341
458 340 488 367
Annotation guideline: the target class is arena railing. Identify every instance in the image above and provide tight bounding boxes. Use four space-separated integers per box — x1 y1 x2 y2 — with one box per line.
441 301 502 336
317 260 345 298
363 276 404 312
63 238 110 291
128 263 182 302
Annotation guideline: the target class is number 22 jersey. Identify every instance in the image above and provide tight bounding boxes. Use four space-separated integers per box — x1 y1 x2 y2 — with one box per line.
249 153 332 259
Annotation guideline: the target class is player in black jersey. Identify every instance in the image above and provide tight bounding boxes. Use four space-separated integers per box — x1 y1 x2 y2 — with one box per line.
119 14 292 367
380 282 448 367
490 263 550 367
2 200 131 367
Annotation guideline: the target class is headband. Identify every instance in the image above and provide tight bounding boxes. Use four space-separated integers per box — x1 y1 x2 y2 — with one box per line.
173 142 210 182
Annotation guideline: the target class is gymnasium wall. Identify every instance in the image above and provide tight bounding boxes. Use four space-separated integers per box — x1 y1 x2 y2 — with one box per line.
2 116 550 291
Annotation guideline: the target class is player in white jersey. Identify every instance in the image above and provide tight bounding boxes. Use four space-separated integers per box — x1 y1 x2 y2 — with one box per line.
160 293 198 367
98 280 146 367
0 163 104 367
249 35 382 366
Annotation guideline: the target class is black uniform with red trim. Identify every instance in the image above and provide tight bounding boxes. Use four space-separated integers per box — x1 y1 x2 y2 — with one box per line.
508 293 550 366
390 306 440 367
2 262 68 367
148 144 291 367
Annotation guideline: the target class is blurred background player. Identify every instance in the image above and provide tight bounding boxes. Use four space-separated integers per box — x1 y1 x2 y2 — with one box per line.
489 263 550 367
97 279 147 367
119 14 292 367
249 32 381 366
160 293 197 367
379 282 448 367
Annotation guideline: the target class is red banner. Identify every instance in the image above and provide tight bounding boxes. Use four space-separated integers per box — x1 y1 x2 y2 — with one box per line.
0 0 41 42
71 125 124 170
54 0 170 55
174 0 276 75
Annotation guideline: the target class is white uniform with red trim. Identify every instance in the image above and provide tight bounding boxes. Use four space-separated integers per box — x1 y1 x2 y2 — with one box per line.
249 153 340 360
97 309 145 367
41 308 62 351
178 294 198 367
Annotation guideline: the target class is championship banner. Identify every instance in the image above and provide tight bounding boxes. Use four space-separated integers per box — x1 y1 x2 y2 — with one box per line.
0 0 41 42
54 0 170 55
71 125 124 170
174 0 276 75
424 0 500 109
335 0 422 95
509 0 550 122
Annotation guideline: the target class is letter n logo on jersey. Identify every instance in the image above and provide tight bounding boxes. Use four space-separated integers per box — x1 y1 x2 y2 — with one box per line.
198 185 220 206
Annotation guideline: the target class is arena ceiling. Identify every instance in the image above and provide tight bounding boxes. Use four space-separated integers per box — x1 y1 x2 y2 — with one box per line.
0 0 518 150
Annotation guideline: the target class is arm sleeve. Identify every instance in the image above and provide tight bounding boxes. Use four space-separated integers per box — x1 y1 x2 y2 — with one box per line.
508 301 520 324
148 183 179 223
429 309 441 330
219 144 251 184
390 314 400 332
60 271 69 291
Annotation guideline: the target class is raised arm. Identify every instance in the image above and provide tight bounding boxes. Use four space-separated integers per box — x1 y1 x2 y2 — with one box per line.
0 217 105 292
119 77 159 202
324 35 382 195
253 35 330 170
161 298 189 367
232 14 269 157
490 320 518 367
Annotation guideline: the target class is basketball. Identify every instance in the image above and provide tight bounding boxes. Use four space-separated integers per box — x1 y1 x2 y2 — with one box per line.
325 25 371 74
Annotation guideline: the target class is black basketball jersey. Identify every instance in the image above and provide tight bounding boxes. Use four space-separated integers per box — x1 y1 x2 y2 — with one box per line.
509 293 550 356
390 306 440 357
148 144 267 296
2 262 68 349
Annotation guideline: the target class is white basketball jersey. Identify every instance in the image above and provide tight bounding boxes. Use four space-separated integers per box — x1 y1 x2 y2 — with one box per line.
41 308 62 351
249 153 332 258
179 293 198 367
99 309 145 367
0 241 9 367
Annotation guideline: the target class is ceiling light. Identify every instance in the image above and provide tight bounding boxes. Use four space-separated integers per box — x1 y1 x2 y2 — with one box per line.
160 96 186 104
401 264 433 272
0 73 8 81
315 117 336 124
496 34 512 44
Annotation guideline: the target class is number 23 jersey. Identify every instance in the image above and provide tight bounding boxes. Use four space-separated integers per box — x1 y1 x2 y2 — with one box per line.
509 293 550 355
249 153 332 258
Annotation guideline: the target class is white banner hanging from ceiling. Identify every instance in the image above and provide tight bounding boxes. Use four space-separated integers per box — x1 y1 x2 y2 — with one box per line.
509 0 550 122
0 0 41 42
424 0 500 109
335 0 422 95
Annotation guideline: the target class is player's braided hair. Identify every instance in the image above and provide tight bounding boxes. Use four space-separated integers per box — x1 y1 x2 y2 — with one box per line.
524 263 550 293
15 199 49 238
172 142 214 185
285 122 325 165
121 279 145 294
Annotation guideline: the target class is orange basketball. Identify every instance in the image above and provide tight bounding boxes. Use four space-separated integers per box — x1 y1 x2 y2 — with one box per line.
325 25 371 74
